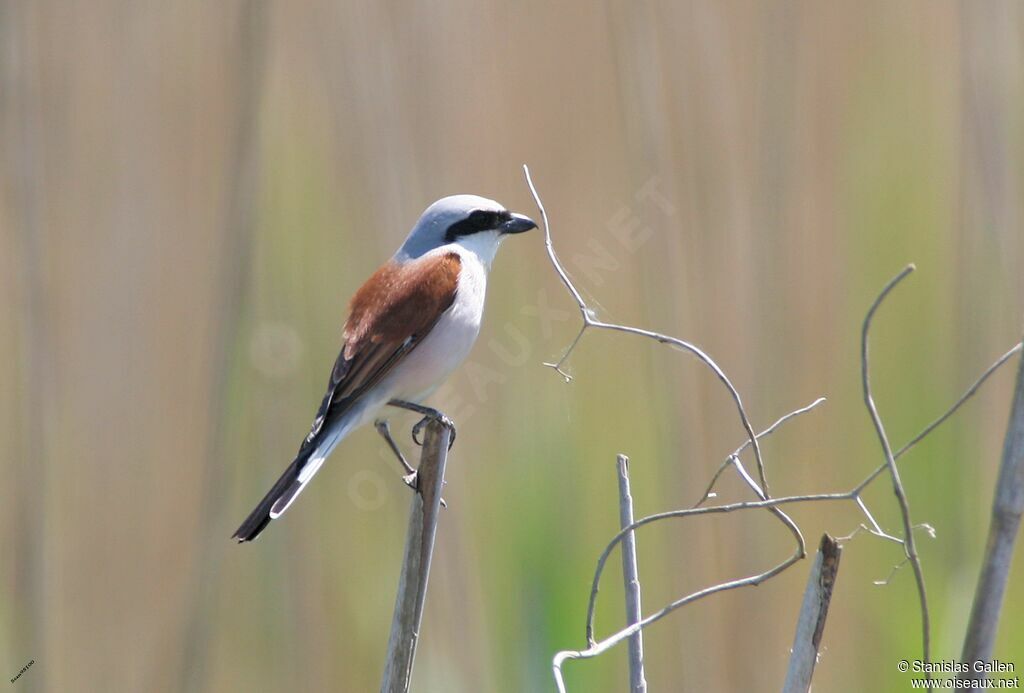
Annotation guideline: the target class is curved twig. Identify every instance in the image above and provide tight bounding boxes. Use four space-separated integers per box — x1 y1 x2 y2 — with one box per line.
556 328 1018 689
696 397 827 507
855 341 1024 492
555 548 802 693
523 165 773 497
522 166 804 654
860 264 931 688
524 166 1021 692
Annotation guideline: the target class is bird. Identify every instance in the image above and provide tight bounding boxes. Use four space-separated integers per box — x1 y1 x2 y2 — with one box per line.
232 195 537 542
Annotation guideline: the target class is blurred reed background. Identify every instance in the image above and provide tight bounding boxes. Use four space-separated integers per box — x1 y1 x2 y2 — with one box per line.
2 1 1023 691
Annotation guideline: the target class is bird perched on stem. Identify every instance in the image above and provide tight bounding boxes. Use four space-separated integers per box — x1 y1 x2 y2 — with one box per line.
233 195 536 542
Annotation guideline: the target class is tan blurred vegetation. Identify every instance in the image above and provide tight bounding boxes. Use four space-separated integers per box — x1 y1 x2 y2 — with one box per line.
2 2 1023 691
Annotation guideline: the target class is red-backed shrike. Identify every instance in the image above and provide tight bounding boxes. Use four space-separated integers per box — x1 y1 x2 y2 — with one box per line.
233 195 536 542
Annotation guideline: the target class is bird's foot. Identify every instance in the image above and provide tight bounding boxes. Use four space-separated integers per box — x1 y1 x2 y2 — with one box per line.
402 470 447 508
411 413 456 449
388 399 456 449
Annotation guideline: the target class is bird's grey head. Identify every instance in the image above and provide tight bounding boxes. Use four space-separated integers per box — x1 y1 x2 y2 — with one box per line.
395 194 537 266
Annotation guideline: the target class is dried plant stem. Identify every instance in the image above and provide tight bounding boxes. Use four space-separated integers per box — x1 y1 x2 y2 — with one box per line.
959 336 1024 681
783 534 842 693
554 548 803 693
523 166 1021 692
860 265 931 689
550 306 1017 691
523 164 772 497
617 456 647 693
522 167 805 649
381 419 452 693
856 341 1023 492
695 397 827 507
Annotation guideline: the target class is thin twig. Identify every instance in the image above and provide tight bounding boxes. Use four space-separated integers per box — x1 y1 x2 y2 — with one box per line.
381 419 452 693
860 264 931 689
616 456 647 693
558 329 1017 689
554 549 803 693
874 557 910 587
695 397 827 507
583 430 810 649
959 333 1024 681
783 534 842 693
523 164 772 497
524 166 1021 691
581 496 820 652
521 168 806 649
855 341 1023 492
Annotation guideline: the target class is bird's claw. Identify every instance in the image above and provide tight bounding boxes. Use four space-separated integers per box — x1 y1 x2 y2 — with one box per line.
402 470 419 490
411 418 425 446
411 414 456 449
400 470 447 507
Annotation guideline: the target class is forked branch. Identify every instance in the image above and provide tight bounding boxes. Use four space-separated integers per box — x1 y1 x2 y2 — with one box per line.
522 166 1021 693
523 165 772 497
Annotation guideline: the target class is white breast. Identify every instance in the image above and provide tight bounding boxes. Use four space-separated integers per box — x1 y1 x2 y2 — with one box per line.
374 244 488 405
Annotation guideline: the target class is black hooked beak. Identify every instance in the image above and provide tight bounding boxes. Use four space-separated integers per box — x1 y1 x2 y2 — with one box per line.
501 212 538 235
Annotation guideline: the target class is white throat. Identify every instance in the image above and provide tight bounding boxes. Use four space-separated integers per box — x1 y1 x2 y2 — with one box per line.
449 229 503 270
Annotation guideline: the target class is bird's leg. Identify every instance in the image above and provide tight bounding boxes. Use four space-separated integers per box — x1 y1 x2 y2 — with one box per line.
387 399 457 449
374 417 448 507
374 418 417 488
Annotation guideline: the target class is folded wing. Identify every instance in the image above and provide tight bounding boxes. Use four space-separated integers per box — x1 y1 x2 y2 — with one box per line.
232 252 462 542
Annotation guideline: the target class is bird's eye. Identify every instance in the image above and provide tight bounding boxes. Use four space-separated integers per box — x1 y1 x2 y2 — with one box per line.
468 210 500 230
445 209 507 242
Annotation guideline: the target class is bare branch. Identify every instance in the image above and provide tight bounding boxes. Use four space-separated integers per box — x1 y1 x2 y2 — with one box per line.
523 165 589 316
860 264 931 687
582 493 821 650
873 557 911 587
552 317 1017 690
895 342 1023 459
695 398 827 508
523 164 773 496
960 335 1024 681
783 535 842 693
555 548 804 693
524 166 1020 691
616 456 647 693
856 341 1023 492
580 417 808 647
381 420 452 693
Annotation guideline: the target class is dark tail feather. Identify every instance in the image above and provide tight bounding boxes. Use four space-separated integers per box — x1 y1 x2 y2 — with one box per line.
232 448 313 543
